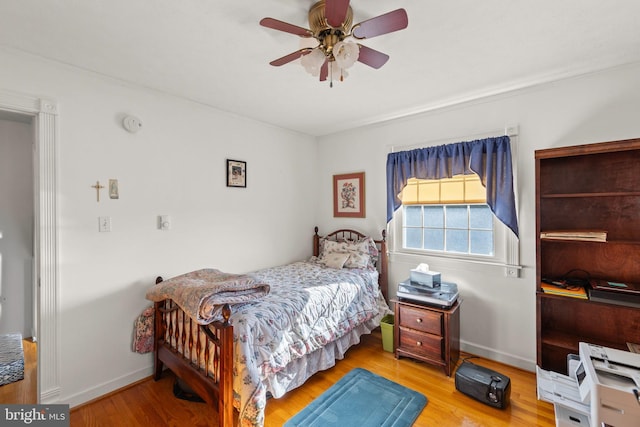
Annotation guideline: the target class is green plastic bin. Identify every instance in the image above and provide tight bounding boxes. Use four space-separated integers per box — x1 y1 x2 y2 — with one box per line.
380 314 394 352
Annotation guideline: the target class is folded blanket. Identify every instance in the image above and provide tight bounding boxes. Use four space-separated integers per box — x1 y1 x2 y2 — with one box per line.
145 268 270 324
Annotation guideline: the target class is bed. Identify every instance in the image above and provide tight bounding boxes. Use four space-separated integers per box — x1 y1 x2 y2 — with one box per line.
146 227 389 427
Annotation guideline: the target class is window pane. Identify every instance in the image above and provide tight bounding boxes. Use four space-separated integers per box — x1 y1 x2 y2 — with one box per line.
446 229 468 252
423 206 444 228
470 205 493 229
446 205 468 228
470 230 493 255
424 229 444 251
405 228 422 248
404 206 422 227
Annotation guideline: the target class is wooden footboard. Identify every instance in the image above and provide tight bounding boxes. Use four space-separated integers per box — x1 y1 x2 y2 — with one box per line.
153 276 234 427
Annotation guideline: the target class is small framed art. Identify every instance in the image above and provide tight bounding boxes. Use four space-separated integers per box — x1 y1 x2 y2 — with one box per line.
226 159 246 188
333 172 365 218
108 179 119 199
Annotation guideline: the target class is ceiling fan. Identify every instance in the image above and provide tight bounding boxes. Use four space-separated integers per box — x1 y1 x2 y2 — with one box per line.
260 0 408 86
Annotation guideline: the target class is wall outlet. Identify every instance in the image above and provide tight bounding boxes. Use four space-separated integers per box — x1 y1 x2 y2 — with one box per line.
159 215 171 231
505 267 519 278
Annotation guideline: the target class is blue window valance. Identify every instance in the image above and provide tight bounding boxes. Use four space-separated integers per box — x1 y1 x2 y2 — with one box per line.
386 135 519 238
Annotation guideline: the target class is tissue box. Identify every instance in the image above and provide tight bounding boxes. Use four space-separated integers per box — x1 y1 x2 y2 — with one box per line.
410 269 441 287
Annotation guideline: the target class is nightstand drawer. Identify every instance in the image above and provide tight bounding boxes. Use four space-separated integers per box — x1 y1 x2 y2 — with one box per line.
398 304 443 335
398 327 443 359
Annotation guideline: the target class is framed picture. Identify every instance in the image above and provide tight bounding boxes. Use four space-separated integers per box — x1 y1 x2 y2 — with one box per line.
226 159 246 188
333 172 365 218
108 179 119 199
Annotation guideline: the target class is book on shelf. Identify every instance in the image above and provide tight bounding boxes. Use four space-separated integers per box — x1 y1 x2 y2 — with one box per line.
589 279 640 295
588 279 640 308
540 229 607 242
540 282 588 299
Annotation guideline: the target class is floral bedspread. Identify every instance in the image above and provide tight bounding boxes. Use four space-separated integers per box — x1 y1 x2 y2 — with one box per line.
228 260 385 427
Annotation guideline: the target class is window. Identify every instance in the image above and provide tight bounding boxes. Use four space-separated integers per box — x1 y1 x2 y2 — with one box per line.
386 135 520 274
400 175 494 256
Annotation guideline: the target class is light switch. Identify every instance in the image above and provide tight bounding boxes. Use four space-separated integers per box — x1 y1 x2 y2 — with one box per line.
99 216 111 232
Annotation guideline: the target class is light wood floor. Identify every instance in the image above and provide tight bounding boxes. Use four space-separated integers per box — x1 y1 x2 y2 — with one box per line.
0 339 37 404
70 331 556 426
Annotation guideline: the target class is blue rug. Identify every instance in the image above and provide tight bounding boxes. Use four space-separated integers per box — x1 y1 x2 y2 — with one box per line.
285 368 427 427
0 333 24 386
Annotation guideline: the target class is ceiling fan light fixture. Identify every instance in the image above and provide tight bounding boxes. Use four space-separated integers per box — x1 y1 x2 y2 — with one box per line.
301 48 326 76
333 40 359 69
260 1 408 86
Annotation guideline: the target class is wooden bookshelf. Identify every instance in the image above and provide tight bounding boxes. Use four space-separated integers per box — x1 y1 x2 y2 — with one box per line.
535 139 640 374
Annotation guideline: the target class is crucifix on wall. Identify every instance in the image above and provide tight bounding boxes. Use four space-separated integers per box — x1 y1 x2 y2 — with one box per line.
91 180 104 202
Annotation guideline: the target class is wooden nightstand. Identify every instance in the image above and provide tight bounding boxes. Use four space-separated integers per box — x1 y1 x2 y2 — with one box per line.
392 298 461 376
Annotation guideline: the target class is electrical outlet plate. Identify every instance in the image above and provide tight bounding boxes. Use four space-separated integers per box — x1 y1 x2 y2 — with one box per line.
505 267 519 278
159 215 171 230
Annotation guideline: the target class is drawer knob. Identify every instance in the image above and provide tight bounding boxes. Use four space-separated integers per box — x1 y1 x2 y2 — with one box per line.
416 318 422 323
416 341 422 346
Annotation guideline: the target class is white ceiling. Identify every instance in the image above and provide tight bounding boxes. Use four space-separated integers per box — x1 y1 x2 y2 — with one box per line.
1 1 639 136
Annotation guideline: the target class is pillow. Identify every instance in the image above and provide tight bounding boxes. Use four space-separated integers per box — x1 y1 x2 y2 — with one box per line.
320 236 379 269
357 236 379 258
344 237 378 269
344 251 370 269
322 239 349 254
321 251 351 269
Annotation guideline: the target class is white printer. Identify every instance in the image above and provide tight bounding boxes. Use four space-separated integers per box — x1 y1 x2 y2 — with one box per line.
537 342 640 427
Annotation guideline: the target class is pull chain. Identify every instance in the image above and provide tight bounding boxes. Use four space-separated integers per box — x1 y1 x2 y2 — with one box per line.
330 61 333 88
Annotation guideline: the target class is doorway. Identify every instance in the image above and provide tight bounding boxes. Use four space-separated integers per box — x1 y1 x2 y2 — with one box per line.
0 91 60 404
0 112 35 339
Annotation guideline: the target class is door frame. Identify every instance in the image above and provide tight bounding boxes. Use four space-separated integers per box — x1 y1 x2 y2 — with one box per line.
0 89 60 403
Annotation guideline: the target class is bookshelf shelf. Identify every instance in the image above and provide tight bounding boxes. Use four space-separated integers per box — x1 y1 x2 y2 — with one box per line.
535 138 640 375
541 191 640 198
541 238 640 245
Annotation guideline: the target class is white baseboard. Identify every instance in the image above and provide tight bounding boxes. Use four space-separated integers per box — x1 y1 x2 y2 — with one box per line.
460 339 536 372
62 365 154 408
40 387 61 404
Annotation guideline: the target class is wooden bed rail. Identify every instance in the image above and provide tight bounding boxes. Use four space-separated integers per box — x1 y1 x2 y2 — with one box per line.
153 276 234 427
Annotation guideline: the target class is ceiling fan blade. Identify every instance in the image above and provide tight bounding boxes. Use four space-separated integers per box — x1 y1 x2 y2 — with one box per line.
352 9 408 39
270 49 312 66
260 17 312 37
356 44 389 69
325 0 351 28
319 60 329 81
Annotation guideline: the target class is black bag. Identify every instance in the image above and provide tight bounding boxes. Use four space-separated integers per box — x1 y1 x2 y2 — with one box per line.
173 377 205 403
455 361 511 409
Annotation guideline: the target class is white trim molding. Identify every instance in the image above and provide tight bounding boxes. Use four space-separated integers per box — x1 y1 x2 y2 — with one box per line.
0 89 60 403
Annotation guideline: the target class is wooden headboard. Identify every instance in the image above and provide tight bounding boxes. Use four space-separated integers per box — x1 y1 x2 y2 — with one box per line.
313 226 389 301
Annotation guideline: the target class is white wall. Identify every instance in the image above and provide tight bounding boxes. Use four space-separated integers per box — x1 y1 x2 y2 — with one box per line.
0 117 34 337
0 49 317 406
316 62 640 370
2 43 639 405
